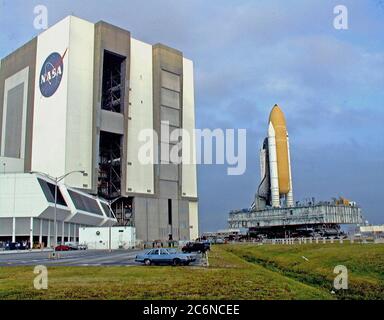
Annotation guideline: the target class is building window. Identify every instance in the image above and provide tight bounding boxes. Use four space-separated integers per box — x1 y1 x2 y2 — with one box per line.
68 190 103 216
37 178 67 206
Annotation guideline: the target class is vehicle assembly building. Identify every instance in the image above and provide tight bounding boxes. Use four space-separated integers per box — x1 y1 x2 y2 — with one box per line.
0 16 198 245
228 105 363 238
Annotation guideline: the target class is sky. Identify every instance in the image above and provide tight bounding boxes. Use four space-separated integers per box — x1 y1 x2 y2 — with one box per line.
1 0 383 232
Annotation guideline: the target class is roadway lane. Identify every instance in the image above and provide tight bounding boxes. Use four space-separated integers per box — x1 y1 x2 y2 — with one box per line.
0 250 143 266
0 250 203 267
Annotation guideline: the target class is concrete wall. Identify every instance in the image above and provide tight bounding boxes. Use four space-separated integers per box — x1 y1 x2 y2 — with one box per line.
64 16 95 188
127 38 154 195
132 44 199 242
151 45 183 242
0 38 37 173
31 16 93 188
181 58 198 199
188 201 199 240
31 17 71 180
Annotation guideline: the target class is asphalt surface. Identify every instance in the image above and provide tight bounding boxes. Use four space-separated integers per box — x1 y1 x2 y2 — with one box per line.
0 249 203 267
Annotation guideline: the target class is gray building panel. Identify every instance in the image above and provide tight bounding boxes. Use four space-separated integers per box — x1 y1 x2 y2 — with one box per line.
160 106 180 127
161 88 180 109
171 199 179 239
133 196 148 241
0 218 12 236
161 70 181 92
178 200 190 240
42 219 49 235
147 197 160 241
33 218 40 235
15 217 30 236
0 38 37 170
4 83 24 158
159 164 178 181
159 180 178 199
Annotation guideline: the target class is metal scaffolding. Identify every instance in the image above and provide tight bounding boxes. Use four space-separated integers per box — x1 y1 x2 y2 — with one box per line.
98 132 121 199
101 51 124 113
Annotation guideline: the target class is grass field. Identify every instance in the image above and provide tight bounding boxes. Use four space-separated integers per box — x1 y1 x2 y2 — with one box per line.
225 243 384 300
0 243 383 300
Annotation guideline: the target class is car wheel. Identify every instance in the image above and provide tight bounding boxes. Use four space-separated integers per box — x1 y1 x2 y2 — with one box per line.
173 258 181 266
144 259 151 266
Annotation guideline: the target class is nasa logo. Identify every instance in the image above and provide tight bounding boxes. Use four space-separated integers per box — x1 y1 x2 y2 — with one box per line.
39 49 67 97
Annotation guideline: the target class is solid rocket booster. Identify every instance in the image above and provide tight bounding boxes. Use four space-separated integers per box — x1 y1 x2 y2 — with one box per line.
268 122 280 207
268 104 293 207
286 134 294 207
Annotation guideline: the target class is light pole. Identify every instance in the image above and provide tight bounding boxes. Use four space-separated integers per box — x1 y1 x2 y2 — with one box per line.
30 170 87 251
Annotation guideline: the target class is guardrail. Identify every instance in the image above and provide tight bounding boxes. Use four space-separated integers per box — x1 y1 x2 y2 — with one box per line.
261 237 383 245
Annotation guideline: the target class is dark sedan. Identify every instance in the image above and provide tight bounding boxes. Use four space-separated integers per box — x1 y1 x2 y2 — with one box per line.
182 242 210 253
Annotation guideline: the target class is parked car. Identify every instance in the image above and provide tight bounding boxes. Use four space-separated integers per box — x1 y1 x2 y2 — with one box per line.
64 242 80 250
5 242 28 250
182 242 210 253
135 248 196 266
55 245 72 251
77 244 88 250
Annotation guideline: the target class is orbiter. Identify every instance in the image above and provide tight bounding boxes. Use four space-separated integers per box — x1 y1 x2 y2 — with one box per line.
255 104 294 209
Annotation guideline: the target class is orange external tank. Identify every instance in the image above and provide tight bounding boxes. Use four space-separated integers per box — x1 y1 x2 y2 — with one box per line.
269 104 290 194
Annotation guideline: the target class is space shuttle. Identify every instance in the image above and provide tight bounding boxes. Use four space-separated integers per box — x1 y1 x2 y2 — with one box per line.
255 104 294 209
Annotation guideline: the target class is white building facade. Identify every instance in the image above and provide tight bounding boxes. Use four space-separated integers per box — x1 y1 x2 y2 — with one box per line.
0 16 199 244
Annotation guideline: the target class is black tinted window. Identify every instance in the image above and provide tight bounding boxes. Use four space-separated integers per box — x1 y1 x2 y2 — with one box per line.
38 178 67 206
101 202 114 218
68 190 103 216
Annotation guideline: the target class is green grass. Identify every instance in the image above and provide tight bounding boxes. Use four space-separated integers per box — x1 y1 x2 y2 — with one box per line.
0 246 331 300
224 243 384 300
0 243 382 300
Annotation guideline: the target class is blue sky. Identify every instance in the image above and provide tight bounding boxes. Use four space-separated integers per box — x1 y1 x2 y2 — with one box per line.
1 0 383 231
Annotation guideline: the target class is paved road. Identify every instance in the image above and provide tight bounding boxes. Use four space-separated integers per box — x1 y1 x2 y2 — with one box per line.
0 249 202 267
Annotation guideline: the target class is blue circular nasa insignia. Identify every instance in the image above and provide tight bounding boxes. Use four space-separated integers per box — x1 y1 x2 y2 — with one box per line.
39 52 64 97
